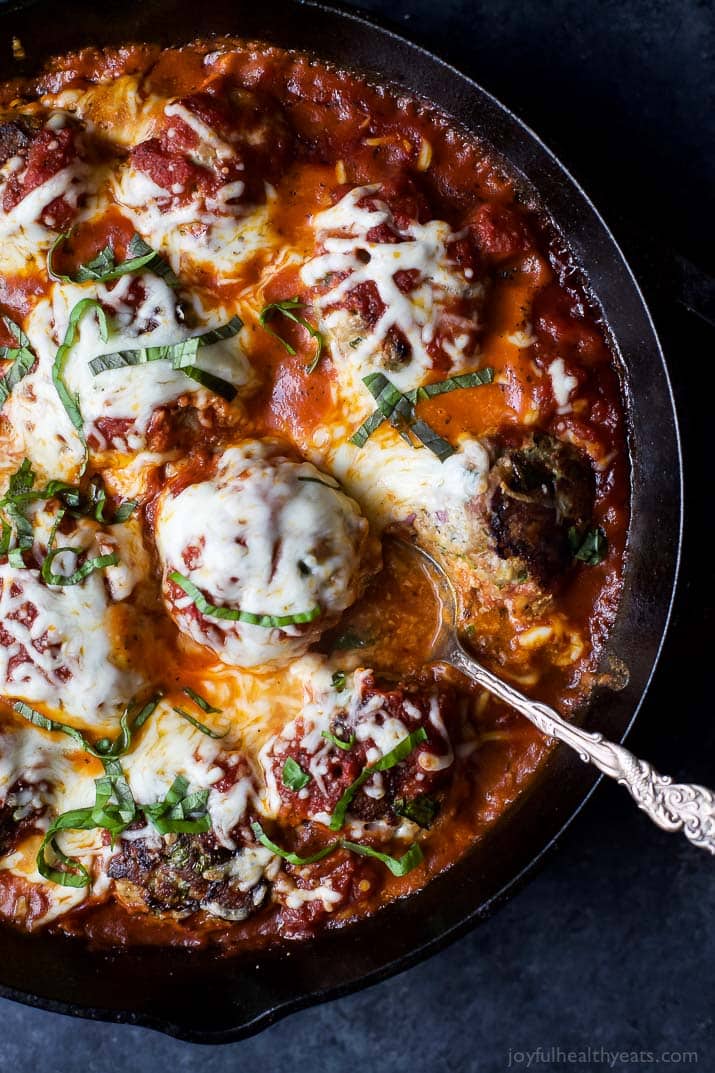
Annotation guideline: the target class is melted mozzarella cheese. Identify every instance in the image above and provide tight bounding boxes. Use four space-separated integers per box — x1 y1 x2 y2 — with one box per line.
0 553 139 724
300 184 484 392
47 79 168 148
155 440 368 668
548 357 578 411
115 166 280 279
325 428 491 554
120 702 255 849
7 273 253 481
0 721 104 926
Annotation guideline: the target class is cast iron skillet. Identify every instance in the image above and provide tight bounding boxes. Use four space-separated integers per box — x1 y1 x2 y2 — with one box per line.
0 0 682 1043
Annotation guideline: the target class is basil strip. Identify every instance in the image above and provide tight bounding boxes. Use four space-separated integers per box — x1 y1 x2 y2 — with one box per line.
340 839 423 876
172 705 228 739
41 546 118 587
48 231 179 287
251 821 423 876
331 671 346 692
350 407 387 449
321 729 355 751
53 298 108 439
182 687 222 714
89 314 242 402
144 775 211 835
170 570 321 628
251 821 338 866
14 694 161 759
89 315 242 373
258 298 324 373
14 700 93 753
37 808 95 887
329 727 428 831
408 368 494 400
2 469 134 526
0 316 37 406
394 794 439 829
282 757 311 791
37 760 141 884
1 459 35 560
569 525 608 566
351 368 494 456
126 233 181 288
409 418 455 461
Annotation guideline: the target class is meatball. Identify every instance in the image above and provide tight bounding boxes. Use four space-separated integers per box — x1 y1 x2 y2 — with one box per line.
0 110 88 234
264 667 457 829
116 89 290 227
487 433 595 583
11 272 251 479
300 181 486 393
0 513 141 725
108 830 277 921
155 440 373 668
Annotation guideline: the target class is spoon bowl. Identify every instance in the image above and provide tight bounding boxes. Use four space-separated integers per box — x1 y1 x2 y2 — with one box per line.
387 535 715 855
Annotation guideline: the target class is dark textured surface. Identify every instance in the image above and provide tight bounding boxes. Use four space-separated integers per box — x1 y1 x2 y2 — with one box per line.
0 0 713 1069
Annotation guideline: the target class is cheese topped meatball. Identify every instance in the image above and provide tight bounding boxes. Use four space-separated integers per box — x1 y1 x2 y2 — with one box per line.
114 89 290 272
300 181 485 393
0 506 143 724
0 110 88 243
9 271 252 480
155 440 374 668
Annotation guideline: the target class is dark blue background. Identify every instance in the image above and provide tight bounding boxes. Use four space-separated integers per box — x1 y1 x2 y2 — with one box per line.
1 1 713 1070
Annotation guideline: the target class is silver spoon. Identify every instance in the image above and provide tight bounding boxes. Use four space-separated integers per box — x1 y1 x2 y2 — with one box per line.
394 537 715 854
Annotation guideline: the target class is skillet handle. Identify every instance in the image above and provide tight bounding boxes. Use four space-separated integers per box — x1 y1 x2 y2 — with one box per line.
447 640 715 855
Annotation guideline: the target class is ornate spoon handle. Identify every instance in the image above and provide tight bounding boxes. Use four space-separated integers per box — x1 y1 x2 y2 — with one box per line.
447 640 715 854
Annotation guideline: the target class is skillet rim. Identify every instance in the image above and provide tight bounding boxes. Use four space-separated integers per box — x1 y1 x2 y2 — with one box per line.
0 0 683 1042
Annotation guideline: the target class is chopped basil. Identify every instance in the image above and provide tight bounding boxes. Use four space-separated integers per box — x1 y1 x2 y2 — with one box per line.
258 298 324 374
170 570 321 628
329 727 428 831
37 807 95 887
89 314 243 402
340 839 423 877
282 757 311 791
172 705 228 739
331 671 347 692
410 368 494 400
321 729 355 751
251 821 423 876
37 760 141 885
251 821 338 865
350 407 386 449
2 467 135 526
409 418 455 461
394 794 439 829
0 315 37 406
143 775 212 835
14 694 161 759
351 368 493 457
41 545 118 587
48 231 179 287
0 459 35 560
568 525 608 566
52 298 108 444
14 700 93 753
182 686 221 714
